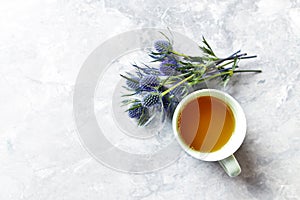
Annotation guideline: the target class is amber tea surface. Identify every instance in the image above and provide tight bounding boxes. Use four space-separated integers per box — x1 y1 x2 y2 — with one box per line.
178 96 235 152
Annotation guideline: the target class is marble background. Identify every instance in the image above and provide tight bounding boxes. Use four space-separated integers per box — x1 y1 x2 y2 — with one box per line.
1 0 300 199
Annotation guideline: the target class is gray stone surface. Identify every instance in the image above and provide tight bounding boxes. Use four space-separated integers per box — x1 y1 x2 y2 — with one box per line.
0 0 299 199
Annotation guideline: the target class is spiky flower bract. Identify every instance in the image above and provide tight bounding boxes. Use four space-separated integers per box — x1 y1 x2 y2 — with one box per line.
128 103 143 118
159 57 179 75
139 75 159 91
142 93 161 107
154 40 172 53
162 56 178 68
126 78 139 90
159 64 176 76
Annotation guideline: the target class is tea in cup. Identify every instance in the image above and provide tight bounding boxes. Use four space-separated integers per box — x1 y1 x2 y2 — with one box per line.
172 89 246 177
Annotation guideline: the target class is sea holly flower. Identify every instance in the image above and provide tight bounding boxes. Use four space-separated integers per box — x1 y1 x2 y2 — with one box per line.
159 64 176 76
142 93 161 107
154 40 172 53
126 78 140 90
139 75 159 91
163 56 178 68
159 57 179 75
128 103 143 118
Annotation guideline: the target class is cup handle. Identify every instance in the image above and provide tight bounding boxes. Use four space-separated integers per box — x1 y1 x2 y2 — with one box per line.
218 155 241 177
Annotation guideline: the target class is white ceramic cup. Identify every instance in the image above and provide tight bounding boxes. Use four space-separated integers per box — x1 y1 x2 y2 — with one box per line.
172 89 246 177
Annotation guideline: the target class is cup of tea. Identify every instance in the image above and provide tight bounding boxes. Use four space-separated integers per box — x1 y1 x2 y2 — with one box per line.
172 89 246 177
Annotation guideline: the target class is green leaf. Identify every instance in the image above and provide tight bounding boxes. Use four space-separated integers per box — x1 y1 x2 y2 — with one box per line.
125 103 142 112
121 99 140 106
158 31 172 44
120 74 139 84
202 36 216 57
121 92 139 97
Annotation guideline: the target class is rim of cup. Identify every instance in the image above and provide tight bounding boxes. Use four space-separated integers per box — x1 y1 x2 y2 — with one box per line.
172 89 247 161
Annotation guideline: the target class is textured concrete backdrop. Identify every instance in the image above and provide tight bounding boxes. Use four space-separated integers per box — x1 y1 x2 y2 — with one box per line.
0 0 299 199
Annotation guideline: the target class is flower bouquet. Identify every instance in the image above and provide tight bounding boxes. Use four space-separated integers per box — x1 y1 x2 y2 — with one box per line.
120 33 261 126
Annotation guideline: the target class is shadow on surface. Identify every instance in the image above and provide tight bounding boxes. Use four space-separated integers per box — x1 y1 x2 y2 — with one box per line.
232 139 274 199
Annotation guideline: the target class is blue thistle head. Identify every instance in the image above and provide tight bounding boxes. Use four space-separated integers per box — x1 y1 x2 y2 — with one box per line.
139 75 159 91
163 57 178 68
142 93 161 107
159 64 176 76
154 40 172 53
159 57 179 75
128 103 143 118
126 78 140 90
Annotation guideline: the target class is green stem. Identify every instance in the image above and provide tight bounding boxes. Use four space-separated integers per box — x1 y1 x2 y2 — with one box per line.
217 60 235 69
233 69 262 73
161 68 261 91
239 55 257 60
189 70 233 86
171 50 191 59
161 74 195 97
201 69 261 82
177 72 193 77
196 71 231 83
